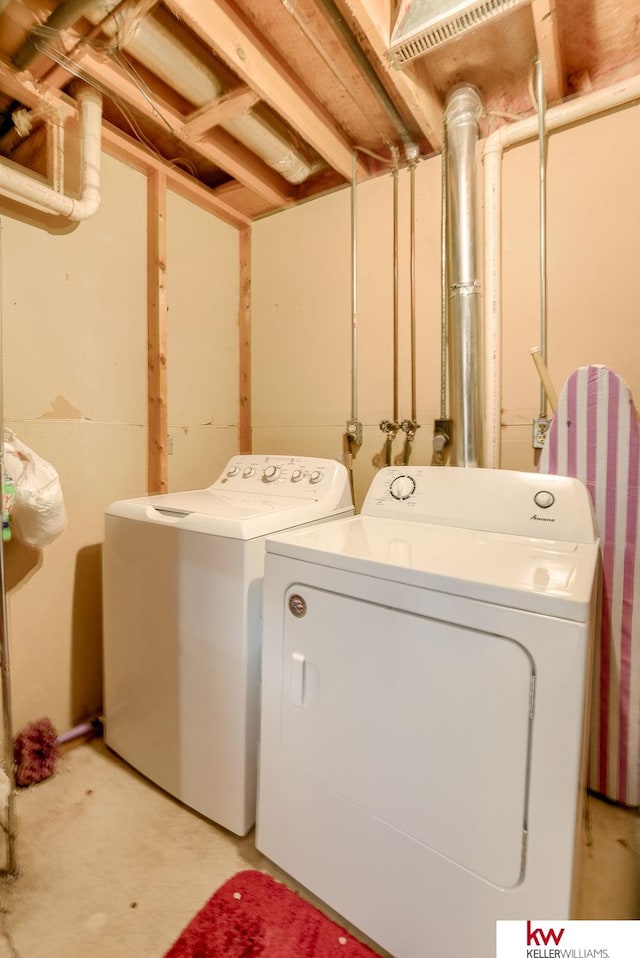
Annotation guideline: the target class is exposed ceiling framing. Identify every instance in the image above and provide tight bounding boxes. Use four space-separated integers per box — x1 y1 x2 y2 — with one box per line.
0 0 639 223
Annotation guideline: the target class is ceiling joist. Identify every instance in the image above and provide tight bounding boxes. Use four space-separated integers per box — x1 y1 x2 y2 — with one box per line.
1 0 640 221
0 56 251 227
71 48 295 208
531 0 564 103
165 0 367 181
336 0 444 150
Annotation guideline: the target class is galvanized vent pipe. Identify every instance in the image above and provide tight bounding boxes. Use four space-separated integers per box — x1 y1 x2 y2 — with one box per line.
445 85 483 467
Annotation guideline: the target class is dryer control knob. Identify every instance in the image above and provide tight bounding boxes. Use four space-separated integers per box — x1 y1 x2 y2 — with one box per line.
226 466 239 477
309 470 323 484
291 469 304 482
242 467 255 478
263 465 279 482
390 475 416 500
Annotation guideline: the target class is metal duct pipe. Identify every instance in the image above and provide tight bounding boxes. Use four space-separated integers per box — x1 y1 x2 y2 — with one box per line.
12 0 98 70
445 85 483 467
85 0 320 184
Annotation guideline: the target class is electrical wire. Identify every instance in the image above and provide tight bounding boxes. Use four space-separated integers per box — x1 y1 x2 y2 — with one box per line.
17 29 201 176
354 145 403 165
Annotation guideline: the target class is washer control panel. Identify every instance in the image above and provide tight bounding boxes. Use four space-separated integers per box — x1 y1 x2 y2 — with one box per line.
362 466 596 543
213 455 346 500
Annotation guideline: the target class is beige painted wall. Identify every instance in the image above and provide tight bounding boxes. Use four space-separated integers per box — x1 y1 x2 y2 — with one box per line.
167 192 239 490
500 102 640 468
252 159 443 508
0 154 240 736
252 101 640 504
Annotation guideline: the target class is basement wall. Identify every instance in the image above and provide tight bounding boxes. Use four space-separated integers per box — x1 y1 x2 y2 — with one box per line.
2 96 638 747
251 101 640 506
0 152 239 734
252 159 442 508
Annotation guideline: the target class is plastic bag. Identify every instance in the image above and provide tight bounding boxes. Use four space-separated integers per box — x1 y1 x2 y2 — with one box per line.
3 430 67 548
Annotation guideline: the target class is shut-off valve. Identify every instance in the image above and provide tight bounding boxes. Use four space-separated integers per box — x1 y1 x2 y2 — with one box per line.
432 419 452 466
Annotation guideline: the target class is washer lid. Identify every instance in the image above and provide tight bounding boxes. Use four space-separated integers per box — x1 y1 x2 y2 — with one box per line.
105 455 353 539
266 515 600 621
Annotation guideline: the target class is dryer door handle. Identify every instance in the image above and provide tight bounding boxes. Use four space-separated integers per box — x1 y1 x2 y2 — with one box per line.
290 652 306 707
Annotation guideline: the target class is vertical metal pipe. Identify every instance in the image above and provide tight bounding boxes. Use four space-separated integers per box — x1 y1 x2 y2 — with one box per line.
445 85 483 467
440 121 448 420
536 57 549 418
409 163 417 422
350 151 358 422
392 164 399 424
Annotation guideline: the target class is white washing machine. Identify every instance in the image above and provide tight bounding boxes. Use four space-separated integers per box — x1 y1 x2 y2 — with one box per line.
256 466 600 957
102 454 353 836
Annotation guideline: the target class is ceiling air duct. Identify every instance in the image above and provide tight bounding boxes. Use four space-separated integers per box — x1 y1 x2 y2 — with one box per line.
389 0 530 66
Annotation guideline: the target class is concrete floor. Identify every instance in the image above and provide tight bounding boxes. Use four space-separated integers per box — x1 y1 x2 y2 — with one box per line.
0 740 638 958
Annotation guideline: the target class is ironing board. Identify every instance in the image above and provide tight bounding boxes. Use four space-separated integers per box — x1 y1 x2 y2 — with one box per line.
538 364 640 807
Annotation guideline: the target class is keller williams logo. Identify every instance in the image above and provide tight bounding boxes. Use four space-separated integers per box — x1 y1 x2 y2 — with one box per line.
527 921 566 946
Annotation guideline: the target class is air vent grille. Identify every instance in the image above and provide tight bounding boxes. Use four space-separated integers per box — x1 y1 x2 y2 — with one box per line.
389 0 529 65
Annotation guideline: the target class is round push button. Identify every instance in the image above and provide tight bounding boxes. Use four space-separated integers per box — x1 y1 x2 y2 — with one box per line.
534 490 554 509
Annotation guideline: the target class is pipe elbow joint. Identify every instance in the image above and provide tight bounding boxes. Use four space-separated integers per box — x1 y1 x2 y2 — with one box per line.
445 85 482 126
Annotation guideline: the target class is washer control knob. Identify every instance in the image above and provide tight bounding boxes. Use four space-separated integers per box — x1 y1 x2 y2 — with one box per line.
263 465 279 482
534 490 555 509
291 469 304 482
226 465 239 477
309 470 323 484
390 475 416 500
242 467 255 478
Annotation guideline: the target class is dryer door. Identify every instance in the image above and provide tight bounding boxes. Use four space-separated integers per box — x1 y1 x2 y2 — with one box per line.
281 584 533 888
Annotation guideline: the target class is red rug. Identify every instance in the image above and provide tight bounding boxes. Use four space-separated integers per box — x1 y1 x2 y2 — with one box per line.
163 870 383 957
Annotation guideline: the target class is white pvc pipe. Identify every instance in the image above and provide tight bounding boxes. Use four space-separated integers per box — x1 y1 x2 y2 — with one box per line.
482 73 640 467
0 87 102 221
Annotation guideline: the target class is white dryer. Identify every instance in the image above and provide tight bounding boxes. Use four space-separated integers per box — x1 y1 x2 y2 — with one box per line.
103 454 352 836
256 466 600 957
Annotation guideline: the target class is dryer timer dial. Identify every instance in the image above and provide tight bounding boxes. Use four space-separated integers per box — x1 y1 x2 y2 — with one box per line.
389 475 416 500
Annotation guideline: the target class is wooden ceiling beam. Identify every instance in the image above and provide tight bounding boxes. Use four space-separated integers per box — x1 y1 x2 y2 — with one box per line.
101 123 251 227
531 0 564 103
71 49 294 208
182 87 261 139
165 0 366 181
0 55 74 119
336 0 443 150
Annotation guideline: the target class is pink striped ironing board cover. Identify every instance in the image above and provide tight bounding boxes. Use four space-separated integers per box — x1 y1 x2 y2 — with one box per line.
538 364 640 806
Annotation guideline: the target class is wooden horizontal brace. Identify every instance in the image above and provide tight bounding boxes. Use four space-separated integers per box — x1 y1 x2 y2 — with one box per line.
166 0 365 181
182 87 261 139
70 49 295 208
0 56 75 120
